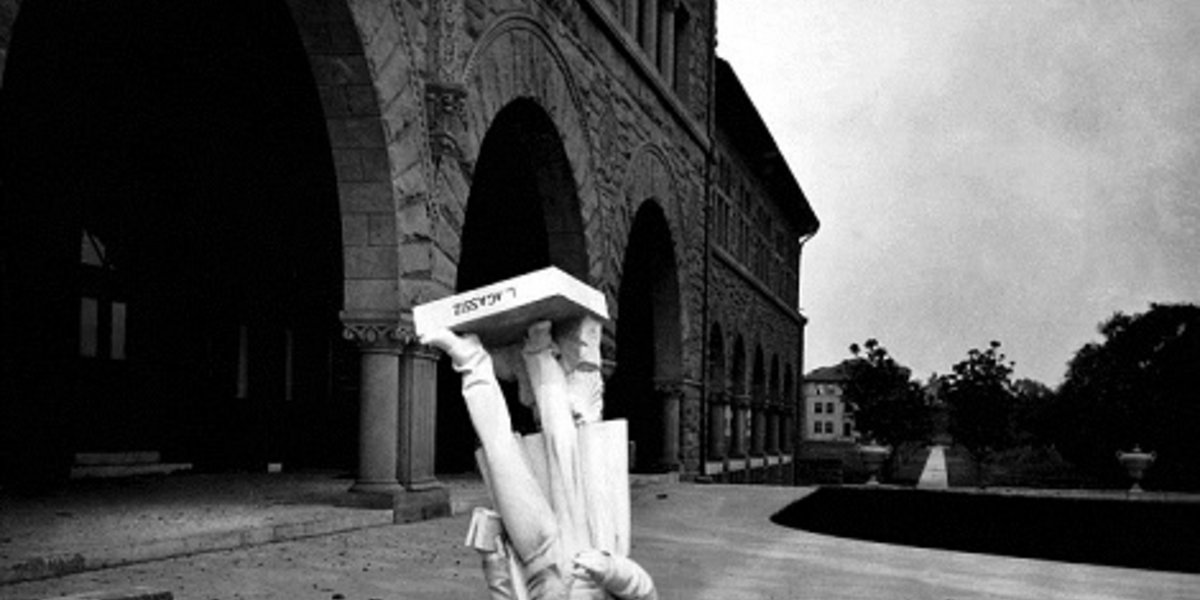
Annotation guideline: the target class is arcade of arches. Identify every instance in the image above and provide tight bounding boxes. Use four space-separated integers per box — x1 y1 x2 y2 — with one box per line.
0 0 818 493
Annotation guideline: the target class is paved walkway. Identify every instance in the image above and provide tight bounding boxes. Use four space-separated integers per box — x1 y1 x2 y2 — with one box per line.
917 445 949 489
3 474 1198 599
0 471 488 586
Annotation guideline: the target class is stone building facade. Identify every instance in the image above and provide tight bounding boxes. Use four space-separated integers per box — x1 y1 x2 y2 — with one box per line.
0 0 818 491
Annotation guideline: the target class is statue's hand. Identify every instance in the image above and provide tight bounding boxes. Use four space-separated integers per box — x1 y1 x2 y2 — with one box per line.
419 327 484 368
572 549 613 581
573 550 658 600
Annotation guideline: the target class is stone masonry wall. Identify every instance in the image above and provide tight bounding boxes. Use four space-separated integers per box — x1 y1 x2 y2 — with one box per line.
418 0 715 390
0 0 807 479
709 254 803 399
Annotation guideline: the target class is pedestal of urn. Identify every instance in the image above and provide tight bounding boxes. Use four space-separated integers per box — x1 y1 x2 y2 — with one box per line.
859 442 891 485
1116 445 1156 493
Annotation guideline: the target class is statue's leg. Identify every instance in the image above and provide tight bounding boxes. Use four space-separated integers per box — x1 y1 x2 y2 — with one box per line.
522 322 589 556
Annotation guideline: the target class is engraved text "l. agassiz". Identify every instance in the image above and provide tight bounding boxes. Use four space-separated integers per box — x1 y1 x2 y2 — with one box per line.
452 287 517 316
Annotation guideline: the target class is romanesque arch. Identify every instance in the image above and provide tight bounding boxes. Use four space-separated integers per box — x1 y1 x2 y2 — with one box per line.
455 14 601 284
457 99 588 289
729 335 748 459
0 1 350 482
783 364 796 454
769 354 781 455
286 0 424 322
436 97 589 473
614 143 685 296
609 200 683 473
751 344 767 457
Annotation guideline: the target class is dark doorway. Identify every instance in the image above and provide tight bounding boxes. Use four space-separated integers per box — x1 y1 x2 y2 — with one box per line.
707 323 727 460
609 200 681 473
0 1 351 484
437 98 588 473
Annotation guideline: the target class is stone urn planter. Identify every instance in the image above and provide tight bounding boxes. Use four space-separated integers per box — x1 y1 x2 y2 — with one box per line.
859 441 891 485
1116 445 1156 492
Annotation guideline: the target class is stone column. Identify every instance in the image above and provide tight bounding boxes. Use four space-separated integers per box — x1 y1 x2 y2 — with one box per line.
680 379 703 477
707 390 727 460
658 0 677 85
767 403 781 455
640 0 658 66
654 378 682 472
344 321 404 495
397 341 441 490
781 406 795 454
751 400 766 457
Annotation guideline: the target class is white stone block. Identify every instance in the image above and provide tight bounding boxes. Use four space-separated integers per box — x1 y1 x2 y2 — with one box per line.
413 267 607 347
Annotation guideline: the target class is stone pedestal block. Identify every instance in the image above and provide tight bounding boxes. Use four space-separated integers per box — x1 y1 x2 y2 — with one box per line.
393 486 451 524
397 343 441 490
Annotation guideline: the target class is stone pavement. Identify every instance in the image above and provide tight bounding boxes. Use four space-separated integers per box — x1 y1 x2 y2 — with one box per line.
916 445 949 489
3 475 1199 600
0 471 487 586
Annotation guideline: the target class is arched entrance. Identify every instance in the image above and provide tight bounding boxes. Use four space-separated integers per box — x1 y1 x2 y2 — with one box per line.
707 323 727 460
769 355 781 455
783 365 796 454
436 98 589 473
0 1 350 484
729 335 748 459
751 345 766 457
609 200 682 473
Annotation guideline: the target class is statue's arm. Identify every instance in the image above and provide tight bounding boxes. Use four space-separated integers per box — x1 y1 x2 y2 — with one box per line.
420 328 559 571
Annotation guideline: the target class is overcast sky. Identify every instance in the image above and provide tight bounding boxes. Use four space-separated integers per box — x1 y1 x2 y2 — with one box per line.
716 1 1200 385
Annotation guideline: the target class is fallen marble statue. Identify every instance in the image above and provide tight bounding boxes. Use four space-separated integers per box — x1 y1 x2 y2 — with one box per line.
420 298 657 599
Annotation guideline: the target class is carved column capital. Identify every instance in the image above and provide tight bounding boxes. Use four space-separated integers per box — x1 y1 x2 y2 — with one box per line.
652 378 685 401
342 317 416 353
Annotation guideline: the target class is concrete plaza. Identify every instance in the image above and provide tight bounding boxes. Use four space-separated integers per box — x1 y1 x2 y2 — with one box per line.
2 474 1197 600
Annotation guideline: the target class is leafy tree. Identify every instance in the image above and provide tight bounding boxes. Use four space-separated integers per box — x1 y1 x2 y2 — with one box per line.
1010 378 1056 447
941 341 1017 483
1055 303 1200 489
842 339 931 448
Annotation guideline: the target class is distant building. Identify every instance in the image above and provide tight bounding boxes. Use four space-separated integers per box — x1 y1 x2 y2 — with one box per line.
802 363 858 443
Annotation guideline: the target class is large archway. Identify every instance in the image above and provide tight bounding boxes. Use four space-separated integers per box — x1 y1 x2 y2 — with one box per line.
706 323 727 461
729 335 748 459
751 345 767 457
0 1 349 484
436 98 589 473
610 200 682 473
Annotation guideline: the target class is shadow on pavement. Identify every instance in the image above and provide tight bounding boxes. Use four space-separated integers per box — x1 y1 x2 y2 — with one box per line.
771 486 1200 574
